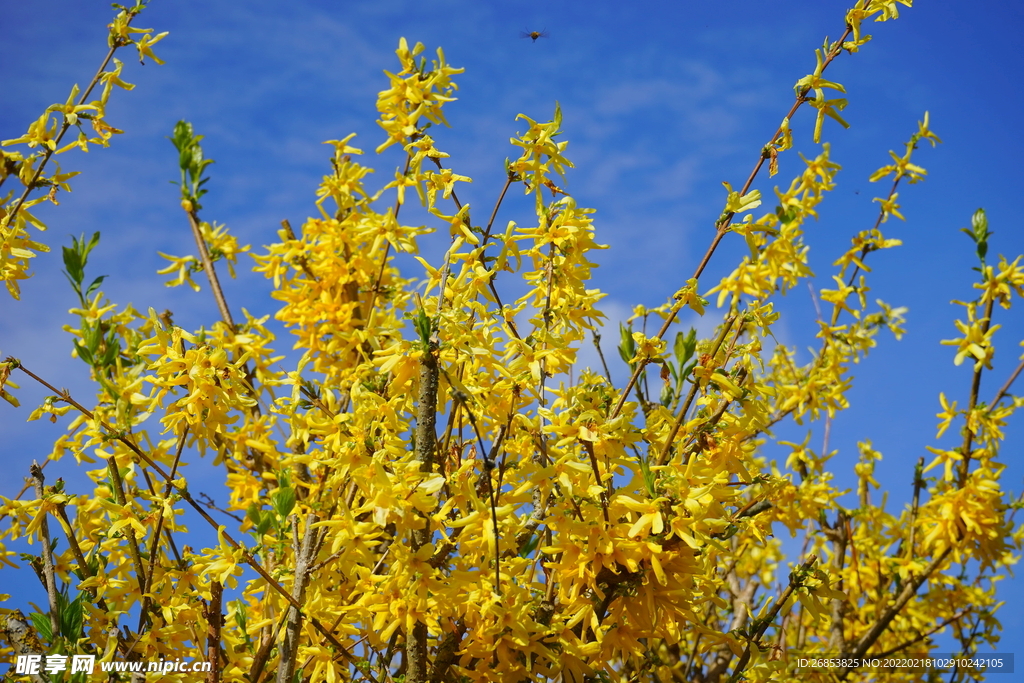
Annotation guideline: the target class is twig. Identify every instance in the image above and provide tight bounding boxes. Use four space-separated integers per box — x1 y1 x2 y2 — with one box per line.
582 440 610 524
0 7 143 235
365 153 413 330
655 315 739 466
204 580 223 683
3 612 47 683
871 608 970 660
609 26 854 421
958 297 995 486
197 491 245 524
279 219 319 282
591 330 614 385
139 426 189 632
989 356 1024 409
837 548 951 681
103 450 150 621
9 360 368 669
728 555 818 682
184 208 235 328
277 514 321 683
28 462 60 640
905 457 925 558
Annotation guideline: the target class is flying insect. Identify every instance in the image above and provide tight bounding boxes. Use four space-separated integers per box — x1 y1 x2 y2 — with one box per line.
520 29 549 42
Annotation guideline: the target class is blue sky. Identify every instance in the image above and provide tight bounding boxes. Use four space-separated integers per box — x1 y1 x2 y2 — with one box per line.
2 0 1023 661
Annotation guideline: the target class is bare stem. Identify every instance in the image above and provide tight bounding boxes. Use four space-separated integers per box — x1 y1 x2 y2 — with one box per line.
957 296 995 486
28 462 60 641
277 515 321 683
989 356 1024 409
0 8 143 235
610 26 854 421
728 555 818 682
185 209 235 328
10 360 366 667
837 549 951 681
204 580 223 683
3 612 47 683
408 338 440 683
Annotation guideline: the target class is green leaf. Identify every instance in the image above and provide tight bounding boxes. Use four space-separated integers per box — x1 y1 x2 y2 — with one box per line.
962 208 992 266
272 486 296 519
30 610 53 643
414 306 432 347
638 453 656 497
85 275 107 299
659 381 675 408
62 232 104 305
73 339 95 365
168 120 215 209
246 502 262 526
58 589 85 640
100 332 121 366
518 533 540 558
62 245 83 285
674 328 697 367
618 323 636 365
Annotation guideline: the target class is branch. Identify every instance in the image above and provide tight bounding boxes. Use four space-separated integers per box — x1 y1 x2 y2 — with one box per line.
184 208 235 328
408 337 440 683
727 555 818 682
989 356 1024 409
958 296 995 486
276 514 321 683
10 361 368 671
837 548 951 681
0 7 143 235
610 26 854 421
204 580 223 683
28 462 60 641
3 612 47 683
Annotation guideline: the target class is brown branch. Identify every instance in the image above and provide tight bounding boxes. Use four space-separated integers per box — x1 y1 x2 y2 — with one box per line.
706 569 758 680
138 425 189 633
727 555 818 682
184 208 235 329
280 219 318 282
837 548 951 681
0 7 143 235
871 608 970 660
103 451 150 617
429 620 467 683
3 612 47 683
28 462 60 641
905 456 925 558
822 511 849 654
582 440 610 524
52 503 91 590
591 330 614 385
408 337 440 683
838 167 905 297
277 514 321 683
204 580 223 683
655 315 739 467
365 153 413 330
610 26 854 421
10 361 368 669
989 356 1024 409
958 296 995 486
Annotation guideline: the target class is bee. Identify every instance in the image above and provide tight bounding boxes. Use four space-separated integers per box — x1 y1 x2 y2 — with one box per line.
520 29 549 42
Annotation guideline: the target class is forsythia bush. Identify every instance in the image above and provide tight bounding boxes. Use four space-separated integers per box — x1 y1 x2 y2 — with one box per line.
1 1 1022 681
